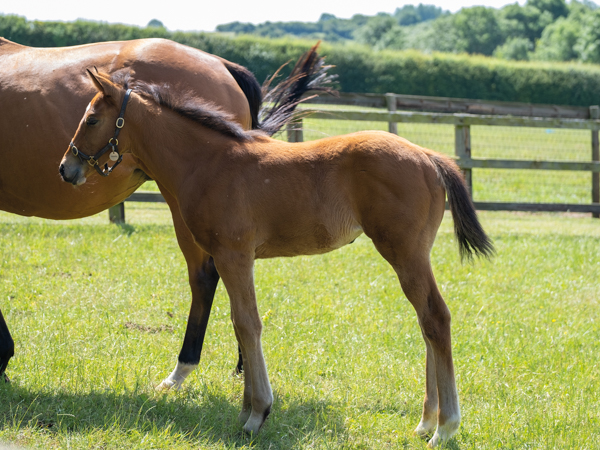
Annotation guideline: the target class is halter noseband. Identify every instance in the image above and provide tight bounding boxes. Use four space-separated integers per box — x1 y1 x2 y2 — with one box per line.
68 88 132 177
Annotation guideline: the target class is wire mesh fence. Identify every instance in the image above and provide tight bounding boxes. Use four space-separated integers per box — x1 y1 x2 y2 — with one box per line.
285 117 595 206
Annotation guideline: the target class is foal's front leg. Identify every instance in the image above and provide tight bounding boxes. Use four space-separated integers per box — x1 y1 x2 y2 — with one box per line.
214 251 273 434
156 187 220 390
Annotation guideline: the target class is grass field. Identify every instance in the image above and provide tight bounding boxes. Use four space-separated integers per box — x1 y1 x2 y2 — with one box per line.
1 113 599 448
1 202 599 449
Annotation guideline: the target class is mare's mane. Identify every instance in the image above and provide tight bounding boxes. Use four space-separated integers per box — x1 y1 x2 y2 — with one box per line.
111 72 257 142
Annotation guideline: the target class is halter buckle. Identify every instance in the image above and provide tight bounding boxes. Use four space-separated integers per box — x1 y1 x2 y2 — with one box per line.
116 117 125 128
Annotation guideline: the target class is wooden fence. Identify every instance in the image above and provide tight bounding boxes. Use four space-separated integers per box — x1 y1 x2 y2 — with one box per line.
109 92 600 222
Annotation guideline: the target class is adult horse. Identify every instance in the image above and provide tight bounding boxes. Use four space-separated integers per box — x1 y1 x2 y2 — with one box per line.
59 72 493 447
0 37 329 383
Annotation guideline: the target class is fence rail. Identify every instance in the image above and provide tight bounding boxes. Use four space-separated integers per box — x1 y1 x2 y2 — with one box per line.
109 92 600 222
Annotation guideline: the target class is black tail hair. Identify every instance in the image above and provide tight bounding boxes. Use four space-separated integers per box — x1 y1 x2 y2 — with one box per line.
258 42 337 136
428 153 495 260
222 60 262 130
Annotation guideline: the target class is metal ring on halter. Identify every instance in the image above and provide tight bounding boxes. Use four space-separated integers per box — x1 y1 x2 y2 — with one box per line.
68 88 131 177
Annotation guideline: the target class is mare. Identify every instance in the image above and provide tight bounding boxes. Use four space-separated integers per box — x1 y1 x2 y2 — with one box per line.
0 37 328 383
58 72 493 447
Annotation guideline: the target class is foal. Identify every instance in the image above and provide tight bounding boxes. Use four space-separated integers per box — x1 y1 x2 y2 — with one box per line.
59 72 493 447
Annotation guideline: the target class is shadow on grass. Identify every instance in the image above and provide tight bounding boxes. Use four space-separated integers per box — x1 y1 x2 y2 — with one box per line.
0 381 347 449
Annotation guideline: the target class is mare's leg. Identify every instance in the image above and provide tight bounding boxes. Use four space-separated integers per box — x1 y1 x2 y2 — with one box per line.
213 250 272 433
0 308 14 382
156 187 220 390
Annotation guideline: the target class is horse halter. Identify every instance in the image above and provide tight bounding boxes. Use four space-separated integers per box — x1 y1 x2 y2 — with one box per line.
68 88 132 177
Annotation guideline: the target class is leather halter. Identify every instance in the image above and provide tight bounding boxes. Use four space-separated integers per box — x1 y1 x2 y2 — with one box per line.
69 89 132 177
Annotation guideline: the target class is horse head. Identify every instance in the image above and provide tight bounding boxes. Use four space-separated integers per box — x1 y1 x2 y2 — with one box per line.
59 70 132 186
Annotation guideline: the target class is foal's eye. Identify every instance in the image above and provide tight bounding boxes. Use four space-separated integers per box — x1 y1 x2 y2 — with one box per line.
86 117 99 126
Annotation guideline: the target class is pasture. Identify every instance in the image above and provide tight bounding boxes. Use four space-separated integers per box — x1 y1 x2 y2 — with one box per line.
0 206 599 449
1 119 600 449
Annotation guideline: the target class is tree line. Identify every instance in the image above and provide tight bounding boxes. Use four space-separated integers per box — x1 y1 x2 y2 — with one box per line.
2 10 600 106
217 0 600 63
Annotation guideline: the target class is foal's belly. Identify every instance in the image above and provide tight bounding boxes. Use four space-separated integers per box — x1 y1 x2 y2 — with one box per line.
254 221 364 259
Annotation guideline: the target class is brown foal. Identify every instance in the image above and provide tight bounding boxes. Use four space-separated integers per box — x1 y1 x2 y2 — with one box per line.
59 72 493 447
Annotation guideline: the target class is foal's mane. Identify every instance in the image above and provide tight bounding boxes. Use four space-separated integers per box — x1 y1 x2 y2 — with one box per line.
111 72 256 142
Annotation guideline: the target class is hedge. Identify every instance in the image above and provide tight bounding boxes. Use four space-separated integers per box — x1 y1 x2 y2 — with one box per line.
2 14 600 106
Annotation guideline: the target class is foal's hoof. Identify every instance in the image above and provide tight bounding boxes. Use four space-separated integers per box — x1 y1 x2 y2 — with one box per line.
242 415 264 435
155 379 178 391
242 408 271 435
425 418 460 448
2 373 9 383
238 407 251 425
414 418 436 438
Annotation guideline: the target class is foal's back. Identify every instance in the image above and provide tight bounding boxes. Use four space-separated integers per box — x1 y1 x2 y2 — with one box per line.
234 131 447 259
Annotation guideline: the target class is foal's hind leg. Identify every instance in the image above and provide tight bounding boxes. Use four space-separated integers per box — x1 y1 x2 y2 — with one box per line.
368 224 460 447
414 334 439 437
213 250 273 434
0 308 15 382
394 258 460 447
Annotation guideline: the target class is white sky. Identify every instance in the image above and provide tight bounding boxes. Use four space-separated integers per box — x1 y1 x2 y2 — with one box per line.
1 0 528 33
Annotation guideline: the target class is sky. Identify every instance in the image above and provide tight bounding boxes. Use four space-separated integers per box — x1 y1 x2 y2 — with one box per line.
1 0 528 33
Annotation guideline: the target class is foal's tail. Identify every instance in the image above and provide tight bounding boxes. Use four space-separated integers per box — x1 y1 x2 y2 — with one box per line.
428 153 495 260
257 42 337 136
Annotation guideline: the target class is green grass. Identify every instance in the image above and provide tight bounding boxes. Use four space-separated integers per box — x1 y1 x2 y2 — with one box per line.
1 205 599 449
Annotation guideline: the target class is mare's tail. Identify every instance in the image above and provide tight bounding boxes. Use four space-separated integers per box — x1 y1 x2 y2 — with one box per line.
221 60 262 130
427 153 495 260
257 42 337 136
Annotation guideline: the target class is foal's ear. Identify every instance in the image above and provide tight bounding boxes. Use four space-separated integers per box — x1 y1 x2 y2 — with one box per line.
86 69 121 99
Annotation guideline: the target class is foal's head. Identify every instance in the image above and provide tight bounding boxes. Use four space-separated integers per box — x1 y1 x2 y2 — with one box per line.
59 69 253 186
59 70 134 186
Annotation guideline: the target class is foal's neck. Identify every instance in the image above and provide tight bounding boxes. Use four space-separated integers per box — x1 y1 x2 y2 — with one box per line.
129 102 246 197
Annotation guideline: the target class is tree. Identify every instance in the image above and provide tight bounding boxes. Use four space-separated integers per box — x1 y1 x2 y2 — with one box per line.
354 15 405 50
500 3 554 43
526 0 569 19
147 19 165 28
446 6 504 55
574 9 600 63
493 37 533 60
532 16 579 61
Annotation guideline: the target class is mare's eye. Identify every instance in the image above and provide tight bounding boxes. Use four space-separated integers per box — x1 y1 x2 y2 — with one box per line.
86 117 99 126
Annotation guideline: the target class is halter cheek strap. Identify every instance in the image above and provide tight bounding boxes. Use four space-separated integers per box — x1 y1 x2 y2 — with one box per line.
69 88 132 177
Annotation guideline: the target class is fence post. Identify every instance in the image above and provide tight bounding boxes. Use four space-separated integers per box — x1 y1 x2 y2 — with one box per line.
591 106 600 218
385 93 398 135
455 125 472 196
108 203 125 224
287 118 303 143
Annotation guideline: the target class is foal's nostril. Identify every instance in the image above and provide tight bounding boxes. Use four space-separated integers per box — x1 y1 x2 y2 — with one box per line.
59 164 65 177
